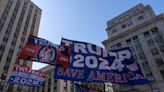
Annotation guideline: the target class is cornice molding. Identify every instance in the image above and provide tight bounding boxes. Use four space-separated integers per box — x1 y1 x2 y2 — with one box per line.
102 14 164 46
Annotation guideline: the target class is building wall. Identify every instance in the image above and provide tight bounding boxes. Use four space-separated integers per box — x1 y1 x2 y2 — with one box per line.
38 65 105 92
0 0 42 91
37 65 71 92
103 4 164 92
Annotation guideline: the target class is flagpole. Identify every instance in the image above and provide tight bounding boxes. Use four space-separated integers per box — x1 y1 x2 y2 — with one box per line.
103 82 106 92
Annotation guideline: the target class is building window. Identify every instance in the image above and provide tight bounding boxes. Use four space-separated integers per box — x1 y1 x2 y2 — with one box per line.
146 73 154 81
23 3 33 36
154 36 164 44
3 65 9 71
133 54 138 61
127 20 133 26
138 15 144 20
159 45 164 52
136 46 143 52
151 27 159 34
48 78 51 92
126 39 131 43
147 39 155 46
155 58 164 67
151 48 159 56
30 9 38 34
129 46 135 52
7 84 13 91
160 70 164 79
111 29 117 33
0 44 6 61
54 80 57 91
11 38 17 46
138 52 146 59
143 31 150 38
3 36 8 42
154 35 164 52
110 45 116 50
132 36 140 44
121 24 127 29
0 0 13 31
14 32 18 38
5 0 21 35
1 71 7 80
0 82 4 91
15 60 19 64
142 62 150 71
116 43 121 49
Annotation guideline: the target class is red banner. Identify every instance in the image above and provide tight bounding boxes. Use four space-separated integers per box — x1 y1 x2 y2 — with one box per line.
18 35 59 65
56 46 70 68
18 35 71 68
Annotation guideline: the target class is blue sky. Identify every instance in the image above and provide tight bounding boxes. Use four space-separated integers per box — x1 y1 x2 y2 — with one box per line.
31 0 164 70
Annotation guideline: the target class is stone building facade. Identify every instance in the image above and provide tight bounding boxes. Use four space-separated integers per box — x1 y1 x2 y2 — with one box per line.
0 0 42 91
103 3 164 92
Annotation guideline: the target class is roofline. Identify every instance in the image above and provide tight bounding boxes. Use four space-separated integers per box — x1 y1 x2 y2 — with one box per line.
102 13 164 46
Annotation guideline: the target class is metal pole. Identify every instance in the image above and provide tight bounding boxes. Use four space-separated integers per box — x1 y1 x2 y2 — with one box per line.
103 82 106 92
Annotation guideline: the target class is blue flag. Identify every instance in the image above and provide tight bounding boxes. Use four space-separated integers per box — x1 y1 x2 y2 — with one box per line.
54 38 149 85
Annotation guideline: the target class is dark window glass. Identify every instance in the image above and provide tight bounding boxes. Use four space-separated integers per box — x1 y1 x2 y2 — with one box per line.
111 45 116 50
129 46 135 52
116 43 121 49
11 39 17 46
132 36 140 44
14 32 19 38
1 71 7 80
154 36 164 44
138 15 144 20
142 62 150 70
111 29 117 33
3 48 14 72
133 54 138 61
135 42 142 48
151 27 159 34
3 36 8 42
36 87 39 92
0 44 6 61
147 39 155 46
48 78 51 91
155 58 164 67
30 9 38 34
7 84 13 92
151 48 159 56
136 46 142 51
3 65 9 70
121 24 126 29
17 86 22 92
146 73 154 81
160 70 164 79
126 39 132 45
5 0 21 35
127 20 133 26
143 31 150 38
159 45 164 52
0 0 13 31
15 59 19 64
42 86 45 92
23 3 33 36
138 52 146 59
